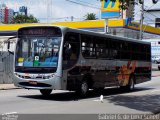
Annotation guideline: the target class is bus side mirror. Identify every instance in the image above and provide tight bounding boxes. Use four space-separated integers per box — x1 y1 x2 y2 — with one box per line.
7 36 16 55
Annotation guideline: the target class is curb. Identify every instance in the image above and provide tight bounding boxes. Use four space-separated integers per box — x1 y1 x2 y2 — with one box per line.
0 84 20 90
152 75 160 77
0 87 20 90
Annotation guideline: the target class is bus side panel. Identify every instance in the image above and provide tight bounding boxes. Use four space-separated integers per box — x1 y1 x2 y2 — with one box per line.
91 59 118 88
66 58 119 90
66 59 151 90
134 61 151 84
116 60 151 86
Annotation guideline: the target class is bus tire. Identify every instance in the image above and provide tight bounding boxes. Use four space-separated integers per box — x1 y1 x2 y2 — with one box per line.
40 89 52 96
76 80 89 97
126 76 135 91
120 76 135 91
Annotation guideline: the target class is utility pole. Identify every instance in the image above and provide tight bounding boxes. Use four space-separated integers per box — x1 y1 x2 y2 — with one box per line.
139 0 159 39
71 16 74 21
139 0 144 40
104 19 109 34
47 0 52 23
47 0 49 23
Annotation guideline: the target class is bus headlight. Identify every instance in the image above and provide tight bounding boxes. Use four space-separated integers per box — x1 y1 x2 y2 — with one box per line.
45 76 50 79
44 74 55 79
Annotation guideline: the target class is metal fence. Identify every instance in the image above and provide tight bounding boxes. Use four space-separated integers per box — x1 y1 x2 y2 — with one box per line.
0 51 13 84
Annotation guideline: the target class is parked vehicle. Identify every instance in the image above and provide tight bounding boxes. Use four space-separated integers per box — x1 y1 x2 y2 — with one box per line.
158 64 160 70
152 56 160 64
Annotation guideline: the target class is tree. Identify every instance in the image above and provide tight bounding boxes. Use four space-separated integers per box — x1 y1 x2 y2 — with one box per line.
12 14 39 24
99 0 135 10
84 13 97 20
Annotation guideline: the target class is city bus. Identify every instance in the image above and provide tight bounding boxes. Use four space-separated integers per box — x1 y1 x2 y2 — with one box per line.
8 26 151 96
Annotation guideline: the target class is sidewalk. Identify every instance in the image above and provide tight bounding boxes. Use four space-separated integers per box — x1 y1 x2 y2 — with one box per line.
152 71 160 77
0 84 18 90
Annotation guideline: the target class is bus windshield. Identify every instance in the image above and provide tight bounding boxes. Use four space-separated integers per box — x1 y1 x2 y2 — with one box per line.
15 36 61 73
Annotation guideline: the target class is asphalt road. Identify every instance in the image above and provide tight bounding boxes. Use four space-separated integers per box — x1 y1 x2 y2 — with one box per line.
1 76 160 120
1 77 160 114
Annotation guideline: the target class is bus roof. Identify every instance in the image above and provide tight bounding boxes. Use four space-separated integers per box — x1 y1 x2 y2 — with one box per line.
15 25 151 45
63 27 151 45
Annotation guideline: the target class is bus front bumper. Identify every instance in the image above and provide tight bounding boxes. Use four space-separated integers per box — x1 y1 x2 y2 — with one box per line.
12 74 62 90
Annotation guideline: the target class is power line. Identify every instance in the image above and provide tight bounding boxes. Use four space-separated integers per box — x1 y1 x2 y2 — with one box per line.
144 1 160 11
76 0 100 7
66 0 100 9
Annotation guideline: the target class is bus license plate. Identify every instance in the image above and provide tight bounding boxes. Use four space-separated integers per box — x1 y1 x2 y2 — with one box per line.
29 81 37 85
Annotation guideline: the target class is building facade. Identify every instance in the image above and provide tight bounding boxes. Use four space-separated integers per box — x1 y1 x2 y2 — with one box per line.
0 4 6 23
19 6 27 16
144 9 160 27
0 4 14 24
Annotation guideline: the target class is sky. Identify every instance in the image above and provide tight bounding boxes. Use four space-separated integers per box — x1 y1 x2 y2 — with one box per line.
0 0 100 23
0 0 160 23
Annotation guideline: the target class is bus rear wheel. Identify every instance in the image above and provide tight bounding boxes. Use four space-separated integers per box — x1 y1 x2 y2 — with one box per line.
126 77 135 91
40 89 52 96
120 77 135 91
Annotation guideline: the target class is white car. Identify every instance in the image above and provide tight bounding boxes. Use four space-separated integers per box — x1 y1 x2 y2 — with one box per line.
152 56 160 64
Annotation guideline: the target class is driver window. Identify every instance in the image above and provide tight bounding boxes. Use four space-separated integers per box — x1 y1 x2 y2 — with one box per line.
63 32 80 70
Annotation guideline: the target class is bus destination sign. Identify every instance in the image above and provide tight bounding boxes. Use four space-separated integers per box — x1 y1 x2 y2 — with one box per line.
19 27 62 36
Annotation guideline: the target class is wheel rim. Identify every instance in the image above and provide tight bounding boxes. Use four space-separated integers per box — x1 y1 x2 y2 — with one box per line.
130 78 134 90
81 82 88 94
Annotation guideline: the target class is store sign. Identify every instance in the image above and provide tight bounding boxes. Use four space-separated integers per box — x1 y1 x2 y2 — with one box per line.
101 0 120 19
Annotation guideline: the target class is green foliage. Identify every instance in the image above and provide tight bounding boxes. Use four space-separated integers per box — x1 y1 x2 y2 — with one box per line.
84 13 97 20
12 14 39 23
100 0 135 10
119 0 135 10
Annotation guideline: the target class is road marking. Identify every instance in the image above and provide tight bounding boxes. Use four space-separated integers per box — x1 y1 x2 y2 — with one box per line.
151 89 160 93
2 112 18 115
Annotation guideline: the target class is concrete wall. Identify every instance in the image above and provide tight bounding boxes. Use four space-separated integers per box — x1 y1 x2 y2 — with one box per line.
0 52 14 84
0 36 16 84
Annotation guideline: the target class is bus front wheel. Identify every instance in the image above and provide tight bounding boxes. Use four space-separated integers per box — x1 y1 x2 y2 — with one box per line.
76 80 89 97
40 89 52 96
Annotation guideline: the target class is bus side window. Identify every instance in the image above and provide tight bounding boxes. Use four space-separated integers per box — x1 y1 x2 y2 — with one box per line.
63 32 80 70
63 42 72 61
81 34 96 58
